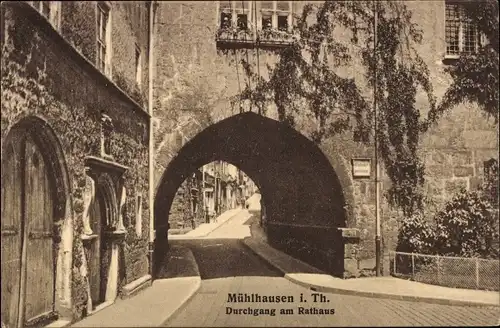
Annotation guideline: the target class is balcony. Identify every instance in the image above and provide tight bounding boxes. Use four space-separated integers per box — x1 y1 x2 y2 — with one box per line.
216 27 295 50
257 28 296 49
216 27 255 49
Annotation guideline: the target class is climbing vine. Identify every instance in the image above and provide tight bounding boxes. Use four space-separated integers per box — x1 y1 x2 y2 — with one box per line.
222 1 436 216
60 1 96 63
2 6 150 318
424 0 499 128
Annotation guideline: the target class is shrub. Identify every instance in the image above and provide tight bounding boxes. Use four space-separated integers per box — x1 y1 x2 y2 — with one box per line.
434 188 498 259
396 213 436 254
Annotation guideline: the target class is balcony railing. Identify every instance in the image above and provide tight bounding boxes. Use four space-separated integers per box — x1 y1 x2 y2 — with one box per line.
216 27 255 48
257 28 296 48
216 27 296 49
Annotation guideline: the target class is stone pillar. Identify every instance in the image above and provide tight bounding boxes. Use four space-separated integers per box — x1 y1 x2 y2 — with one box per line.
338 227 361 278
82 168 95 236
117 185 127 232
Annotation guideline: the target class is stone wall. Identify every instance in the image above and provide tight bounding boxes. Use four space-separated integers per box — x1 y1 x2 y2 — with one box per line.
152 1 498 275
169 169 204 230
1 2 151 322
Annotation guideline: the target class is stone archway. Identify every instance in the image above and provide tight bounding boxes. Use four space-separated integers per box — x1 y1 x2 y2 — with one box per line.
154 112 355 277
1 116 73 327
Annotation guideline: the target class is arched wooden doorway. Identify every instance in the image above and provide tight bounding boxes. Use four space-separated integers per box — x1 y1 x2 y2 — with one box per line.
1 127 60 327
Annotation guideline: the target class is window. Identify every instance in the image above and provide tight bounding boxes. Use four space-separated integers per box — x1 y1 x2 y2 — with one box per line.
96 2 111 75
30 1 61 29
135 44 142 88
258 1 292 32
218 1 251 31
445 1 480 57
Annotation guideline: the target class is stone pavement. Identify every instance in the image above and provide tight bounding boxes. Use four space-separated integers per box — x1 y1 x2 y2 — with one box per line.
165 211 500 327
71 245 201 327
242 217 500 308
169 208 243 240
69 204 499 327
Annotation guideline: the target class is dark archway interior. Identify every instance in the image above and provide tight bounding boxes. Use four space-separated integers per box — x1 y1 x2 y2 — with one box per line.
154 112 347 276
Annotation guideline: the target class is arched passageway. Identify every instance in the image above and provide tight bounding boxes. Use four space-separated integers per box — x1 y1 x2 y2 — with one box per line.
154 112 349 277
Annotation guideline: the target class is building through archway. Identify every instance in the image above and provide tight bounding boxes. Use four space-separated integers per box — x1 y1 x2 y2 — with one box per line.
154 112 356 277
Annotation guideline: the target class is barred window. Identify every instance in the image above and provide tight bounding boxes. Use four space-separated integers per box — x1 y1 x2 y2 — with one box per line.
445 2 480 57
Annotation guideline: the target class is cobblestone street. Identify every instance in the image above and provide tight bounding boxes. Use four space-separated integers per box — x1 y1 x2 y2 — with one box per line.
164 211 500 327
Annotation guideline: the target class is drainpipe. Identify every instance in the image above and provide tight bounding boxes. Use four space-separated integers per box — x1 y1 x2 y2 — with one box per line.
148 0 156 277
373 0 382 277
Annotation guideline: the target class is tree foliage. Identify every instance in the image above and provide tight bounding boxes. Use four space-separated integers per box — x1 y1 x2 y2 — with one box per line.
424 0 499 128
231 1 436 216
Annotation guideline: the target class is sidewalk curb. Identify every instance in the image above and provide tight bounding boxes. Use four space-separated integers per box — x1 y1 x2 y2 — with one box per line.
243 236 499 309
158 247 203 325
241 237 286 276
160 277 202 326
284 274 500 308
198 209 246 237
169 209 244 240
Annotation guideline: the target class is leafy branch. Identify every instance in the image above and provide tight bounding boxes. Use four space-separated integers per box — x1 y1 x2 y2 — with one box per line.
424 0 499 129
228 1 437 216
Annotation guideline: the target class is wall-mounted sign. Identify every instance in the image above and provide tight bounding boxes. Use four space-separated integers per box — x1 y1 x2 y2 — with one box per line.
352 158 372 179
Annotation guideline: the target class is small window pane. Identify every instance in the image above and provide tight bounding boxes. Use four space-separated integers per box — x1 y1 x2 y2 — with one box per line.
221 12 232 28
462 20 477 53
237 14 248 30
277 15 288 31
262 15 272 30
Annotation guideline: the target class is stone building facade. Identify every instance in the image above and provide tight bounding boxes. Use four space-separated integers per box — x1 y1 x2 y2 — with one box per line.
1 1 153 326
151 0 498 277
168 160 252 232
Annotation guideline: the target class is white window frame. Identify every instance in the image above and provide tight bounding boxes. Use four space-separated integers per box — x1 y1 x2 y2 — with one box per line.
96 1 112 76
217 1 253 31
29 1 61 30
444 1 481 59
135 44 142 89
257 1 292 32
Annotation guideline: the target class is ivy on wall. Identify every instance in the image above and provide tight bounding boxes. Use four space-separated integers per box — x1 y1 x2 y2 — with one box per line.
113 68 147 107
60 1 96 63
425 0 499 127
219 1 436 217
2 8 150 319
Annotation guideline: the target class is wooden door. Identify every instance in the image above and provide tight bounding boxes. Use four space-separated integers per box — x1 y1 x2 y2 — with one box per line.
1 132 56 328
99 197 111 304
23 134 56 324
88 192 103 307
1 138 24 328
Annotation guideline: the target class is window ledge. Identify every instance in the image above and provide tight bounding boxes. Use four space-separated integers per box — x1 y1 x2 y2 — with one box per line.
442 55 460 65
